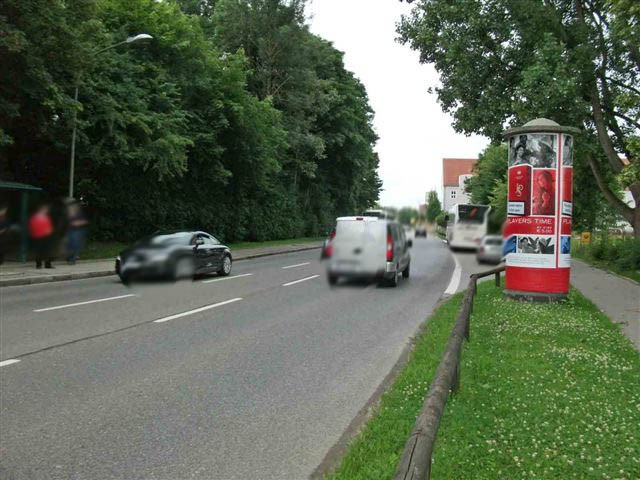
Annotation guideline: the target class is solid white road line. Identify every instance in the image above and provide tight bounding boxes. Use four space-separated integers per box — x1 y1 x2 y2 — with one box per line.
281 262 311 270
34 294 137 313
444 254 462 296
153 298 242 323
0 359 21 368
202 273 253 284
282 275 320 287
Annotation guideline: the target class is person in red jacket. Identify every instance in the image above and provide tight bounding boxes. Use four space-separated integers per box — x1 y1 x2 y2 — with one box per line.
29 204 55 268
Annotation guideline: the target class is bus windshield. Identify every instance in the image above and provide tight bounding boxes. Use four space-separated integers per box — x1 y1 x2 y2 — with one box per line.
457 205 489 224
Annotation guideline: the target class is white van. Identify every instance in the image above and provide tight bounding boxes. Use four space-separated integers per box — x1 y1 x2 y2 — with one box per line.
327 216 411 287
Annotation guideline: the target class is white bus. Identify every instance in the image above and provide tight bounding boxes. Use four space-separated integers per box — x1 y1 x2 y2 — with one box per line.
446 204 491 250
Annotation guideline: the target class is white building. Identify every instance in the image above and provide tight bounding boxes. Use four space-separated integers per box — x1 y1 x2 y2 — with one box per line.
442 158 477 211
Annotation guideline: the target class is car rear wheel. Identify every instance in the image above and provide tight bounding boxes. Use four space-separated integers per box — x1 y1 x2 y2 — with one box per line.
328 274 338 286
218 255 232 276
402 261 410 278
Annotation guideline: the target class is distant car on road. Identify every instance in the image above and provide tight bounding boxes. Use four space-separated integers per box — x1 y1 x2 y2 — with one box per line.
414 226 427 238
476 235 503 264
327 216 411 287
116 231 232 283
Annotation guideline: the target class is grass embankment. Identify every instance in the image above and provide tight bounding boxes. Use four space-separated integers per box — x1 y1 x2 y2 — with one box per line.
81 237 322 260
328 282 640 480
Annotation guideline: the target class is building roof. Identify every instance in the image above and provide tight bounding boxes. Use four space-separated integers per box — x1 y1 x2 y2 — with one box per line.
0 181 42 191
442 158 477 187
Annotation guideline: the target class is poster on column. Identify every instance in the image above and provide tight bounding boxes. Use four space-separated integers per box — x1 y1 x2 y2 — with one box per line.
505 133 558 269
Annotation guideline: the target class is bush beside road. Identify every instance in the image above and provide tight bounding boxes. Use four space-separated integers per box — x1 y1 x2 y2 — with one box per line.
573 237 640 283
326 282 640 480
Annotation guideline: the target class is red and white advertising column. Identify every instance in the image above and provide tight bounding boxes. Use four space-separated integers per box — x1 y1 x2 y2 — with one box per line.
502 119 579 301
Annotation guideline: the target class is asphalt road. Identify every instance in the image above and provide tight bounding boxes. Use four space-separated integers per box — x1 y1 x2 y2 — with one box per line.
0 237 462 480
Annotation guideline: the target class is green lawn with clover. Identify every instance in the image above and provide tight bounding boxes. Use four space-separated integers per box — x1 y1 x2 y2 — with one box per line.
327 281 640 480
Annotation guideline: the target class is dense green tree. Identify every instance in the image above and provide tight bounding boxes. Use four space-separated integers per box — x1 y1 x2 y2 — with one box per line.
425 190 441 223
1 0 380 244
398 207 418 225
399 0 640 237
465 145 508 206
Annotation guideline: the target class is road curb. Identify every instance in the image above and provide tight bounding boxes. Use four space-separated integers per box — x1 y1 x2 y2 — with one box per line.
0 245 321 287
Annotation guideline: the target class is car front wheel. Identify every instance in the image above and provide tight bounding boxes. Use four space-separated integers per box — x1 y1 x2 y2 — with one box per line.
218 255 232 276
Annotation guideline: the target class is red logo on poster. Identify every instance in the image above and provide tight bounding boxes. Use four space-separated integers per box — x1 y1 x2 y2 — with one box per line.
508 165 531 216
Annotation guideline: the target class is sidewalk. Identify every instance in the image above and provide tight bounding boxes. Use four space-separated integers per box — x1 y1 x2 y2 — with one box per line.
571 259 640 351
0 242 321 287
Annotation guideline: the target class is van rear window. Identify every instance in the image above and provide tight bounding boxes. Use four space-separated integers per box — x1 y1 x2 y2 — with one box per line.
336 221 384 242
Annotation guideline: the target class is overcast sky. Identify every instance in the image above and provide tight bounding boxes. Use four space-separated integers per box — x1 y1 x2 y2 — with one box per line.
307 0 489 209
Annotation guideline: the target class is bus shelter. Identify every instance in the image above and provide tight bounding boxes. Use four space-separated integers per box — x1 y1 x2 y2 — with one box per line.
0 181 43 262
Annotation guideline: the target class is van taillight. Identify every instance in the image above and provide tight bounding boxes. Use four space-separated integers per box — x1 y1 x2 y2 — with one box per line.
387 232 393 261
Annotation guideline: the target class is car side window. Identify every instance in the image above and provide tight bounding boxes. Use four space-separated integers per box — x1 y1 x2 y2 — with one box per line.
201 235 216 246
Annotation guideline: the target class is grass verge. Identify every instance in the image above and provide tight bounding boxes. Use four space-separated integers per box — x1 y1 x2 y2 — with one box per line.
80 237 322 260
432 282 640 479
326 292 464 480
328 281 639 480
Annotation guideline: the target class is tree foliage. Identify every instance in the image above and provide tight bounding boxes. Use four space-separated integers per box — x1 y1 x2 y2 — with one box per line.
398 207 418 225
0 0 380 242
425 190 441 223
399 0 640 237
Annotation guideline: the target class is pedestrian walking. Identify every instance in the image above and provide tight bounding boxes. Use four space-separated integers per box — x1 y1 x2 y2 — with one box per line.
66 202 88 264
29 204 55 269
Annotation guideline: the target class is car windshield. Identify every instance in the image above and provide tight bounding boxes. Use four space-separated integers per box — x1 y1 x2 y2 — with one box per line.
139 232 192 247
485 237 502 246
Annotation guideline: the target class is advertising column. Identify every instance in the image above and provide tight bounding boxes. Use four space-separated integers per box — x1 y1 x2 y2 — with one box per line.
502 119 578 300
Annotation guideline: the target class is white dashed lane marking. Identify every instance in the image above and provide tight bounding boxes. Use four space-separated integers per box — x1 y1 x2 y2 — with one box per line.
34 294 137 313
281 262 310 270
282 275 320 287
153 298 243 323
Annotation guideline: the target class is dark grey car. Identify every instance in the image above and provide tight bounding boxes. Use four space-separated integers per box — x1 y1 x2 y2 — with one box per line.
115 231 232 283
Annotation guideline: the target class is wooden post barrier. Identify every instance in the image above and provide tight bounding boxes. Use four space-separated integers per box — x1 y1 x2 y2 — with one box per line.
394 266 505 480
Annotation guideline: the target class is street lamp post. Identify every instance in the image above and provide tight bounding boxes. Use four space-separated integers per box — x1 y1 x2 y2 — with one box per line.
68 34 153 199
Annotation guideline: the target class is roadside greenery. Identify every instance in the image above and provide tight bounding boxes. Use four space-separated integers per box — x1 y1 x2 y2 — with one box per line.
397 207 419 226
433 284 640 479
399 0 640 237
327 281 639 480
426 190 442 223
80 236 322 260
573 236 640 283
1 0 381 243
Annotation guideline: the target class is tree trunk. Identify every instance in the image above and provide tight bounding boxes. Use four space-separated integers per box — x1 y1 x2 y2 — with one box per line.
629 183 640 240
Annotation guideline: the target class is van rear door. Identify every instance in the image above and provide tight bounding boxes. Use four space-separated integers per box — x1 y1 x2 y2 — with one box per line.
333 218 386 274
